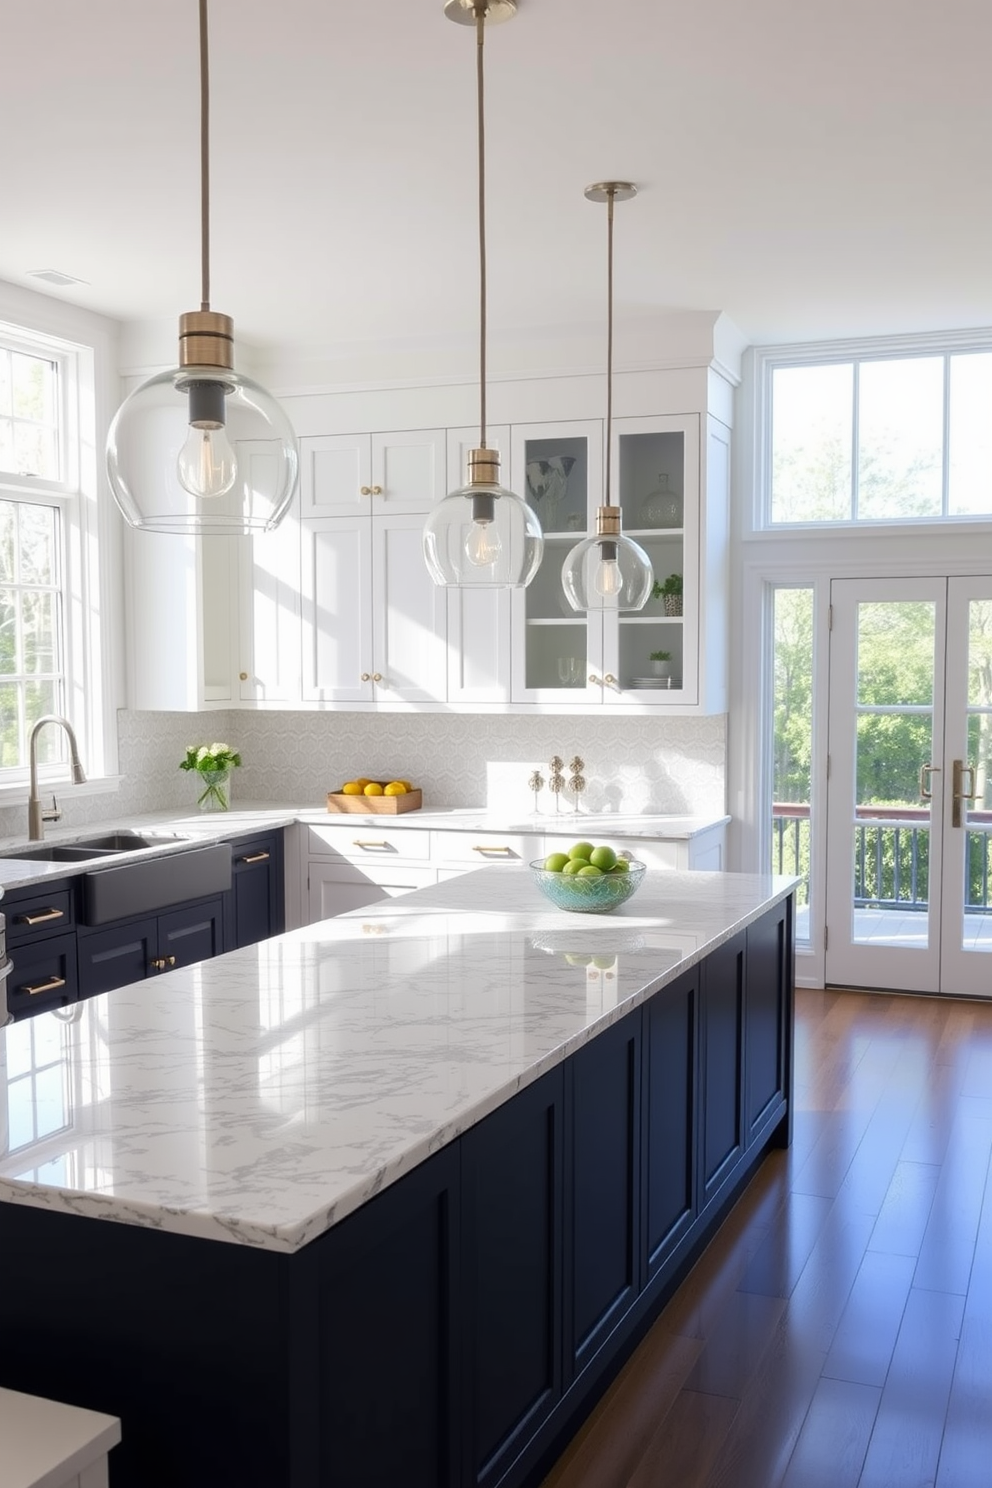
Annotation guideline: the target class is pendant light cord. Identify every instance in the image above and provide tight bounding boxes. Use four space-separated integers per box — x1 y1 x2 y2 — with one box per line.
475 2 487 449
199 0 211 312
605 186 615 506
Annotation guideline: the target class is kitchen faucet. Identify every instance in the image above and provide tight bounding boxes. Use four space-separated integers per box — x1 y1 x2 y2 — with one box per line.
27 714 87 840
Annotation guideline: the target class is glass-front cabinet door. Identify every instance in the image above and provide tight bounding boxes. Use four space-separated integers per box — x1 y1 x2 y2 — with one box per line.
510 421 604 703
509 414 698 705
606 414 700 706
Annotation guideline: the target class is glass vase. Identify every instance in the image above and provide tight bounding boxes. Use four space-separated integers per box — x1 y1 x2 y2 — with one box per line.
196 767 231 812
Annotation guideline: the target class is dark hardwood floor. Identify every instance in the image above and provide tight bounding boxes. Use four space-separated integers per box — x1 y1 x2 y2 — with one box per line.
541 987 992 1488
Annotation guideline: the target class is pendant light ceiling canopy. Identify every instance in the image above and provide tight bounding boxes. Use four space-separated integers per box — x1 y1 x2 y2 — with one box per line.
106 0 298 537
561 182 653 613
423 0 544 590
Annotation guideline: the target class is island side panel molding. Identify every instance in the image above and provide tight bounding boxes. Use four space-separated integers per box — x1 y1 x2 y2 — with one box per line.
643 964 699 1281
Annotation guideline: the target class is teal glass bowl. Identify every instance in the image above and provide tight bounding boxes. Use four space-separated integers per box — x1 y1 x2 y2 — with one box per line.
529 859 646 914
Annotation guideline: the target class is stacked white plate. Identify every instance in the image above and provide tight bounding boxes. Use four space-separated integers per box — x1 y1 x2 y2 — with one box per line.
627 676 678 689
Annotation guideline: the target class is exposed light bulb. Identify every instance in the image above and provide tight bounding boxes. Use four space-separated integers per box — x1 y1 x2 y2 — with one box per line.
177 378 237 499
177 425 237 498
464 518 502 567
593 553 623 597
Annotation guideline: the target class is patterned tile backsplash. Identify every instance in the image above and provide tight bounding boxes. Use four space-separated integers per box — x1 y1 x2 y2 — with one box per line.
0 710 726 840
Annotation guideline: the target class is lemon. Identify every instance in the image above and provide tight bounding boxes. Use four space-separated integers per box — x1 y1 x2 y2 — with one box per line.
363 782 384 796
354 777 373 788
383 781 407 796
341 781 363 795
398 780 414 791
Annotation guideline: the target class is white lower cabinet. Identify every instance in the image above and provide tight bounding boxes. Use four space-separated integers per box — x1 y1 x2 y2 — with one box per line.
302 819 727 923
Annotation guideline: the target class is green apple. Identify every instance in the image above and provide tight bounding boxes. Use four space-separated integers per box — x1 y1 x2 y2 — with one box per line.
567 841 594 861
610 858 630 874
561 858 585 875
577 863 604 877
588 845 617 872
564 952 593 966
592 954 616 969
543 851 569 873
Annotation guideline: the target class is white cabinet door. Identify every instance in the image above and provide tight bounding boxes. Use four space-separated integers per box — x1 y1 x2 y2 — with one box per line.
125 528 236 711
308 864 435 921
237 490 303 703
445 425 513 703
301 517 375 703
371 429 447 513
299 434 372 516
372 513 448 704
300 430 446 518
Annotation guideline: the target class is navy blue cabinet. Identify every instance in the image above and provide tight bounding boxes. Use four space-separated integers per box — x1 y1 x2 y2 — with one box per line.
0 895 794 1488
4 828 285 1020
226 829 285 949
76 898 226 1000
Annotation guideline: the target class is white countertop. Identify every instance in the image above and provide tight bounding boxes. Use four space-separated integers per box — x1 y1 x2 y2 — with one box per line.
0 863 792 1255
0 804 729 891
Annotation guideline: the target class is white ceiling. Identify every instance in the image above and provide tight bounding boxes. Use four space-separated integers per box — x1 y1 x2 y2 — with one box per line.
2 0 991 360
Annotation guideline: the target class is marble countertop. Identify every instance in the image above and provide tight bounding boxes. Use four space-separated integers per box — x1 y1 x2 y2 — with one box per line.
0 864 793 1255
0 805 729 891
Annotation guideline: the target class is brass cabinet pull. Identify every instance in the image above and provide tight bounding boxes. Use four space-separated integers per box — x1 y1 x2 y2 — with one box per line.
150 956 177 971
353 839 391 850
472 844 515 855
919 762 940 800
604 673 617 687
239 851 270 864
360 485 372 495
372 672 383 683
23 976 66 997
952 758 978 829
588 673 602 686
16 908 65 926
239 671 249 681
371 485 383 495
361 672 371 681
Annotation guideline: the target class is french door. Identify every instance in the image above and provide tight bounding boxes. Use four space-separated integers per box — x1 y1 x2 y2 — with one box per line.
825 576 992 996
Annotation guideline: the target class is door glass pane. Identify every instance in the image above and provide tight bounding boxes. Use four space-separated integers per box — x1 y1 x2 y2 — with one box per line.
964 599 992 951
858 358 943 519
853 601 936 945
771 587 813 944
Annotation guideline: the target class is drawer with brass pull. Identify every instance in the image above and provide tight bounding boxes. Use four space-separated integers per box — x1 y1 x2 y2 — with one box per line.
6 932 78 1020
308 824 431 865
5 887 74 946
430 831 540 868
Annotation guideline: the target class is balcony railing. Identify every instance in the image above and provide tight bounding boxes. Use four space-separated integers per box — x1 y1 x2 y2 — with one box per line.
772 804 992 912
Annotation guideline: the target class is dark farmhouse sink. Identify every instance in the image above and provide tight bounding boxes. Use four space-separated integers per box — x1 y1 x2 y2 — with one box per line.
0 830 163 863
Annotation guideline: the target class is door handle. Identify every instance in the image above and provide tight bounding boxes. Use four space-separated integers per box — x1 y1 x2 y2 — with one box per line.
919 762 940 800
952 758 977 829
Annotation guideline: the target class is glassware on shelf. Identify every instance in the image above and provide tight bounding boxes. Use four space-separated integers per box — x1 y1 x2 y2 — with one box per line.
557 657 583 686
639 472 683 529
525 455 577 533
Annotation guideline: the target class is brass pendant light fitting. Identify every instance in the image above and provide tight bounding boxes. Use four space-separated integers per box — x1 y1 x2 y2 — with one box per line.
423 0 544 586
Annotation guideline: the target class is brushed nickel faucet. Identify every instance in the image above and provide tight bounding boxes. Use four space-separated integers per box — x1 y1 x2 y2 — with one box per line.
27 714 87 840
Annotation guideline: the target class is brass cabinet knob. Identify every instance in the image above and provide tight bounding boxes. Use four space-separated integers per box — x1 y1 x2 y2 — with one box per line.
588 674 602 686
239 671 248 681
361 672 371 681
604 673 617 687
360 485 372 496
372 672 383 683
371 485 383 495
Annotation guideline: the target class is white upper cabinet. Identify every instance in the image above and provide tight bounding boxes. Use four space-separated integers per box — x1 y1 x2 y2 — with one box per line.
300 430 446 517
300 429 448 707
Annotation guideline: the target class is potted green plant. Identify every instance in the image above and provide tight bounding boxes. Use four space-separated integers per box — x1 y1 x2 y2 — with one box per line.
179 742 242 812
648 649 673 679
652 572 683 616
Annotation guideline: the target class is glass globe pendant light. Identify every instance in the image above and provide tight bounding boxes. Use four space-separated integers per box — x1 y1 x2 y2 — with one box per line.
561 183 653 612
423 0 543 588
106 0 298 536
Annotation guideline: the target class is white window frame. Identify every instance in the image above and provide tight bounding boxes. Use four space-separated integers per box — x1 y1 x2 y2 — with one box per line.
748 328 992 536
0 283 122 810
731 332 992 988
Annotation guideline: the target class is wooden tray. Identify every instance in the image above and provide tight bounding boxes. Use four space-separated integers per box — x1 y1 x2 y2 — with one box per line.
326 789 423 815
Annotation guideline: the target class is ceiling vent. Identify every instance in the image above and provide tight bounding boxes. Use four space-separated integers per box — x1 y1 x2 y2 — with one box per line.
27 268 88 287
